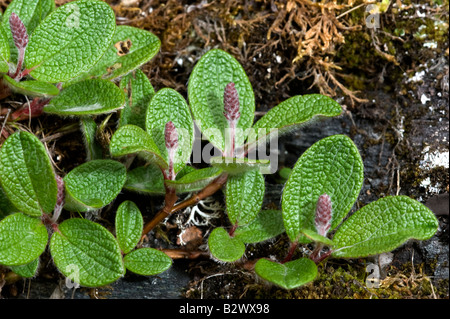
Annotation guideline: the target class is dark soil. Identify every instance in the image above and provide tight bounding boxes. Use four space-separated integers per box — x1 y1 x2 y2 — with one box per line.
0 0 448 299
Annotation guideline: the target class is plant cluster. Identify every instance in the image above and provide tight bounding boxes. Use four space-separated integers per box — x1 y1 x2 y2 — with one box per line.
0 0 438 292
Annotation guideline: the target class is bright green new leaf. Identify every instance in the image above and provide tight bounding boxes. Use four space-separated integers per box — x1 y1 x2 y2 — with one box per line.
10 258 39 278
282 135 364 243
208 227 245 262
44 79 125 116
80 117 103 161
50 218 124 287
115 200 143 254
254 258 317 290
25 0 116 83
188 49 255 151
63 159 127 212
234 210 285 244
0 213 48 266
123 248 172 276
165 167 223 193
300 228 334 247
119 69 155 129
110 124 167 169
332 196 439 258
76 25 160 81
226 170 265 226
0 131 57 216
146 88 194 174
124 165 165 195
210 156 270 175
247 94 342 150
3 74 59 97
0 25 9 73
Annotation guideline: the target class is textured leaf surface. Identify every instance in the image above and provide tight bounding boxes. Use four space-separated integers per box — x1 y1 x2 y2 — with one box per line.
0 213 48 266
124 165 165 195
282 135 364 242
50 218 124 287
226 170 264 226
234 210 285 243
25 0 115 83
119 69 155 129
188 49 255 151
115 200 143 254
10 258 39 278
146 88 194 173
255 258 317 290
210 156 270 175
0 25 9 72
76 25 160 81
208 227 245 262
0 185 18 218
332 196 439 258
3 74 59 97
110 124 167 169
0 131 57 216
63 160 126 212
123 248 172 276
248 94 342 148
165 167 222 193
80 117 103 161
44 79 125 116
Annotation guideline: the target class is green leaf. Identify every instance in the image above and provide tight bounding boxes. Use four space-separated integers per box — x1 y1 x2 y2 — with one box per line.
25 0 116 83
254 258 317 290
225 170 264 226
282 135 364 243
44 79 125 116
0 131 57 216
0 213 48 266
63 159 126 212
123 248 172 276
2 0 54 62
110 124 167 169
332 196 439 258
146 88 194 173
210 156 270 175
50 218 125 287
124 165 165 195
164 167 223 193
80 117 103 161
300 228 334 247
75 25 160 81
188 49 255 151
247 94 342 149
234 210 285 244
0 25 10 73
2 74 59 97
115 200 143 254
208 227 245 263
119 69 155 129
0 184 18 218
10 258 39 278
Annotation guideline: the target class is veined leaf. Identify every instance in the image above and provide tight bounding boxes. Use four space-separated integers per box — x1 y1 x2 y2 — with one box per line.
0 25 10 73
50 218 124 287
210 156 270 175
75 25 160 81
208 227 245 263
10 258 39 278
44 79 125 116
234 210 285 244
0 184 18 218
282 135 364 243
3 74 59 97
123 248 172 276
188 49 255 151
0 131 57 216
124 165 165 195
255 258 317 290
25 0 116 83
119 69 155 129
225 169 265 226
247 94 342 150
115 200 143 254
332 196 439 258
110 124 167 169
0 213 48 266
63 159 126 212
146 88 194 174
80 117 103 161
164 167 223 193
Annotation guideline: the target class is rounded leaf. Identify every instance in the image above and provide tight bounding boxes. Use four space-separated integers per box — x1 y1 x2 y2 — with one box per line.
123 248 172 276
234 210 285 244
124 165 165 195
3 74 59 97
164 167 223 194
208 227 245 263
115 200 143 254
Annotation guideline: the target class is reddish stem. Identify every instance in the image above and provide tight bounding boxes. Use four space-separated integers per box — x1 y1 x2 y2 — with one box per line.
282 242 298 263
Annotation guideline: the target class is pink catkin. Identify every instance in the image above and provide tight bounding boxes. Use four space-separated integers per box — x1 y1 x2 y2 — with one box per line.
164 121 178 150
223 82 240 121
315 193 332 237
9 13 28 50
